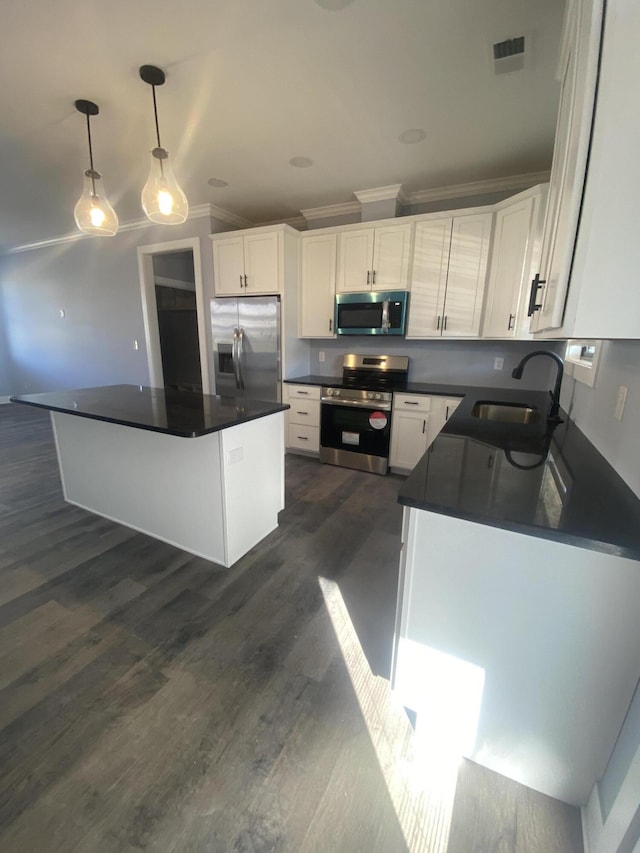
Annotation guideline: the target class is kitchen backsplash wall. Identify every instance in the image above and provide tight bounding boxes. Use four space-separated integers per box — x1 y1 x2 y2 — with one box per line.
560 339 640 497
308 338 565 390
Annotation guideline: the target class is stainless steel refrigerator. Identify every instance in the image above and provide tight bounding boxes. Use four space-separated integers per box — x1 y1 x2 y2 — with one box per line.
210 296 281 402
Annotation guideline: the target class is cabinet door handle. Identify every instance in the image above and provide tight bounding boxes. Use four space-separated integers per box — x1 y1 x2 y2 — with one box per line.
508 313 515 331
404 401 419 406
528 274 545 316
367 270 371 285
297 390 309 395
372 270 376 284
244 274 248 289
239 274 244 288
443 315 448 331
445 406 450 420
488 454 494 470
298 411 308 416
297 435 309 441
422 419 426 434
436 315 441 330
329 318 332 332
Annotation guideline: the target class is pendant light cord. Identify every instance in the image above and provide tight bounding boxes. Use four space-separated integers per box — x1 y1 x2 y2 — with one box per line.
151 85 162 149
85 113 97 196
150 85 165 177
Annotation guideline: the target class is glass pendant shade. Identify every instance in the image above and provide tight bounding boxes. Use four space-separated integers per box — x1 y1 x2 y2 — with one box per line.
141 146 189 224
74 169 119 236
73 100 118 237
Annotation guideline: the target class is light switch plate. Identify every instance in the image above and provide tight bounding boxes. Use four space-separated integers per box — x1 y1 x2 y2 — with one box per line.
494 357 504 370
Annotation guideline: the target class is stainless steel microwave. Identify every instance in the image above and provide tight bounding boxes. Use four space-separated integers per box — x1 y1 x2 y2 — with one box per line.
334 291 408 335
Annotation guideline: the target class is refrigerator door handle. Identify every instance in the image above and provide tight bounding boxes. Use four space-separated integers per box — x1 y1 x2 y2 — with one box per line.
237 327 245 390
232 328 241 390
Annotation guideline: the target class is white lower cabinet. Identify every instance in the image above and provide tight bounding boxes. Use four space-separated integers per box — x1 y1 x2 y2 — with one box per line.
390 394 462 472
389 394 432 472
430 396 461 436
285 384 320 454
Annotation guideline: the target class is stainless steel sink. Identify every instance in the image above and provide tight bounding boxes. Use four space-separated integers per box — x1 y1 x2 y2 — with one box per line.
471 401 543 425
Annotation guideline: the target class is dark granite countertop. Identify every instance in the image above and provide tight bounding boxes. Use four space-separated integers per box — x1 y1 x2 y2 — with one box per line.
10 385 289 438
284 374 469 397
399 385 640 561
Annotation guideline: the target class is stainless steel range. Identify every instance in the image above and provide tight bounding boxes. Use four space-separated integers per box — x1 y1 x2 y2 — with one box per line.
319 354 409 475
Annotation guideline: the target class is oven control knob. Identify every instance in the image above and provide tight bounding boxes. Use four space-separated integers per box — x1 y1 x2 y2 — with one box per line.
374 393 382 400
334 389 340 397
326 388 333 396
367 391 374 400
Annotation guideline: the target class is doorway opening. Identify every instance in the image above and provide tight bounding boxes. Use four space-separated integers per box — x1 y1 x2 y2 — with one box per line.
137 237 210 394
153 252 201 392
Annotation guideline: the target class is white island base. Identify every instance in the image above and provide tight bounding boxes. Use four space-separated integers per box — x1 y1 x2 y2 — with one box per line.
392 507 640 806
51 410 285 568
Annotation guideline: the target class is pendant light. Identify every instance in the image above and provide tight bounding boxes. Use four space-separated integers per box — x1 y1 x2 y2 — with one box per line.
139 65 189 224
73 100 119 236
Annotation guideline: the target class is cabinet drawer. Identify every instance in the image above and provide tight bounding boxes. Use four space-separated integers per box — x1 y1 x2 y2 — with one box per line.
288 399 320 426
287 424 320 453
394 393 431 413
287 384 321 401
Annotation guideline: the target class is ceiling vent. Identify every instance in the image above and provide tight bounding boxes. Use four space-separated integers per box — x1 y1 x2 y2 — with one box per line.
492 36 526 74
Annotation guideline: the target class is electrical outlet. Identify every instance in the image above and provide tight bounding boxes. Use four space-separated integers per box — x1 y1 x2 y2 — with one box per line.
319 351 325 363
133 340 139 351
615 385 628 421
494 357 504 370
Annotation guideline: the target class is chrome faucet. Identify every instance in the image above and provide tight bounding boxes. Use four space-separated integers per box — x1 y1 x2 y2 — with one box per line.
511 350 564 420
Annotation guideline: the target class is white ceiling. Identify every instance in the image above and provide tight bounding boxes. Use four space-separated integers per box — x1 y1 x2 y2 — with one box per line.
0 0 565 251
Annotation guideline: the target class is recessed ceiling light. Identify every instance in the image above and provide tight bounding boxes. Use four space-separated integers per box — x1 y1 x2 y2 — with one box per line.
314 0 355 10
289 157 313 168
399 128 427 144
208 177 228 187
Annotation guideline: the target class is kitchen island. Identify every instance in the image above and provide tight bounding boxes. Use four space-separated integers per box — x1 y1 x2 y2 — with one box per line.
10 385 289 568
393 386 640 806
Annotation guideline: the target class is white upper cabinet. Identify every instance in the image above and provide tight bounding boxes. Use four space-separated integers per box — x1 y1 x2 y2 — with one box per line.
530 0 602 333
336 223 412 293
300 232 337 338
212 229 280 295
407 213 492 338
558 0 640 338
482 185 547 339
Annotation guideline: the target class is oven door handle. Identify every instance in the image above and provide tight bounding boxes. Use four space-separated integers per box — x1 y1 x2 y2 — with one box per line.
321 397 392 412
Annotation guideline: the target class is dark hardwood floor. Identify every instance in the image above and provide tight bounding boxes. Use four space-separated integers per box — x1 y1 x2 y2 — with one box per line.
0 404 583 852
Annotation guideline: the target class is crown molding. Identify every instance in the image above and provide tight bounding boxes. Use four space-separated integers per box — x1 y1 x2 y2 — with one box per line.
301 200 362 221
354 184 406 204
6 172 551 254
405 171 550 205
252 215 307 231
6 203 245 254
208 204 253 229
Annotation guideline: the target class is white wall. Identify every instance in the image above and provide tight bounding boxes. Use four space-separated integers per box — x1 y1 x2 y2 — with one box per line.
560 340 640 498
0 263 12 398
0 215 229 395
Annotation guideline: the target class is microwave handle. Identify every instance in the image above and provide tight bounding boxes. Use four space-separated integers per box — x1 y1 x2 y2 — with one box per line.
381 300 390 333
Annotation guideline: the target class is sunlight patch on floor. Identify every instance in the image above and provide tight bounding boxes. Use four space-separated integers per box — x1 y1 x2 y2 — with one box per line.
319 576 461 853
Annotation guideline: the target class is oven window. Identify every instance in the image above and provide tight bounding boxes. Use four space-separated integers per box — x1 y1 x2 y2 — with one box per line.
337 302 383 329
321 404 391 456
